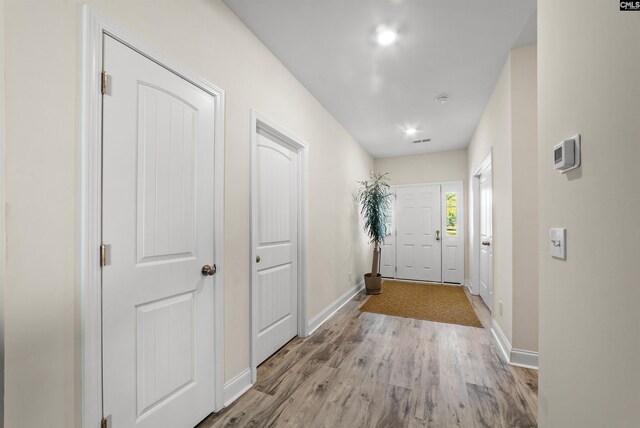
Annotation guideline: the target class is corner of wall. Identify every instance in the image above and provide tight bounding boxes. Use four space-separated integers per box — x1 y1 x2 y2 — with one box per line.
467 45 539 356
509 43 539 354
0 0 6 423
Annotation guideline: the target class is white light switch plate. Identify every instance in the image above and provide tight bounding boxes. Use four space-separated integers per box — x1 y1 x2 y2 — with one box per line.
549 228 566 259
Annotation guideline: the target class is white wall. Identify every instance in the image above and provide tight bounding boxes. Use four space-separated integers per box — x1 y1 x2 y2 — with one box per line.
538 2 640 426
374 149 469 278
467 44 538 353
3 1 372 426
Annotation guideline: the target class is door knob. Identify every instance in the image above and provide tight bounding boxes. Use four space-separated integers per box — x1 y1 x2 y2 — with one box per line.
435 230 441 241
256 255 261 263
201 264 216 276
482 241 491 246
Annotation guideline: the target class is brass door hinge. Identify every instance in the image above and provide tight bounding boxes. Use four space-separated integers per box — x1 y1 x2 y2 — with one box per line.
101 415 111 428
101 71 109 95
100 244 111 267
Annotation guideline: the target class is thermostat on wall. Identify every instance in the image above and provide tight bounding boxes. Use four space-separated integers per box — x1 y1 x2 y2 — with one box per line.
554 134 581 173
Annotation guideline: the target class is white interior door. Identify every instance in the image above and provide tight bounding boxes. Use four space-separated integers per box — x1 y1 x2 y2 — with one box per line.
396 185 442 282
441 183 464 284
102 36 217 428
479 167 494 311
380 189 395 278
253 130 298 366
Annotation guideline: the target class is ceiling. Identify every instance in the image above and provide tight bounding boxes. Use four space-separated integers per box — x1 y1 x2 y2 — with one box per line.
225 0 537 159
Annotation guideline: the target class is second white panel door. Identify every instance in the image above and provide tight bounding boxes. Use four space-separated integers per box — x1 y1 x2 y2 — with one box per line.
479 167 494 311
396 185 442 282
254 131 298 365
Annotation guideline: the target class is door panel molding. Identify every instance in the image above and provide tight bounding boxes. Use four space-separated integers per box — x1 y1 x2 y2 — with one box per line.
250 110 309 384
81 7 225 427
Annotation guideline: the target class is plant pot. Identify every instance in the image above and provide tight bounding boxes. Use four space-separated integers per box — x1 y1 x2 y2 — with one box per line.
364 273 382 295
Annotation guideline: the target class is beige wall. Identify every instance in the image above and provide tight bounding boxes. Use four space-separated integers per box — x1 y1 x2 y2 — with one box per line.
374 149 467 185
374 149 469 279
0 0 5 423
467 57 514 340
538 2 640 426
510 44 538 352
467 44 538 353
3 1 372 426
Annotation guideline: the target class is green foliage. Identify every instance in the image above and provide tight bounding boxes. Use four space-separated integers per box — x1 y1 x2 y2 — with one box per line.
446 192 457 235
356 172 392 247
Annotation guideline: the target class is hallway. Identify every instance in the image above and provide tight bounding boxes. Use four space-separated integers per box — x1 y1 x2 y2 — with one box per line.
201 288 537 427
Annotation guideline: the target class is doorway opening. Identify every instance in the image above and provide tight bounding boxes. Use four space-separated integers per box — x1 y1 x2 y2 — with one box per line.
81 8 226 427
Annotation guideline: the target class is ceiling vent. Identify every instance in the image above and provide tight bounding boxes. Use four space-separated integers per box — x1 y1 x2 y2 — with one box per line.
412 138 431 144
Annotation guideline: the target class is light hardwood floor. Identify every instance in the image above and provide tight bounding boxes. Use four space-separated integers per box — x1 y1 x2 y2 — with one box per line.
199 287 538 428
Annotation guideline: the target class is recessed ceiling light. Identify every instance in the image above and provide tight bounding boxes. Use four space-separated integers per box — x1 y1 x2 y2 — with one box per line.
405 127 417 136
376 27 398 46
436 95 449 104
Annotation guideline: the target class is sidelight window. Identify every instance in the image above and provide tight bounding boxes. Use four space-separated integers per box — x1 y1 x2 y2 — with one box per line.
446 192 458 236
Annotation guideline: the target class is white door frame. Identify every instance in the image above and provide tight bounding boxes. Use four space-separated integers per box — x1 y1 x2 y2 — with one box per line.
470 149 493 296
249 110 308 383
80 7 226 427
392 181 464 284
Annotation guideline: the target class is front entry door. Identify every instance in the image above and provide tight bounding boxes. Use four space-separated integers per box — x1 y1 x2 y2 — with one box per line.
479 166 494 311
253 130 298 365
102 36 217 427
396 185 442 282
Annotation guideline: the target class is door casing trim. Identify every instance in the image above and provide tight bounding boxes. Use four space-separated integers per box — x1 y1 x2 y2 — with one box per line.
249 110 309 384
470 148 493 298
80 7 226 426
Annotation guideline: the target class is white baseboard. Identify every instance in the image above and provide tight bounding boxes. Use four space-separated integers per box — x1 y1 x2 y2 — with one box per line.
490 319 512 363
307 280 364 336
490 319 538 370
464 278 475 294
223 367 253 407
510 348 539 369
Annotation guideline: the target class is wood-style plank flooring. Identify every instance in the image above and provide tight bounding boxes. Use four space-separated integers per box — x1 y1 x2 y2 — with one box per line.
199 287 537 428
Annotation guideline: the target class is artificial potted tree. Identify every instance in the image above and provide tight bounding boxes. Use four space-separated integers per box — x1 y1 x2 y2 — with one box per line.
356 172 392 295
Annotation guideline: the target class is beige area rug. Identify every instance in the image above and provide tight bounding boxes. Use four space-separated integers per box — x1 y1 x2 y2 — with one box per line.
360 279 483 328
